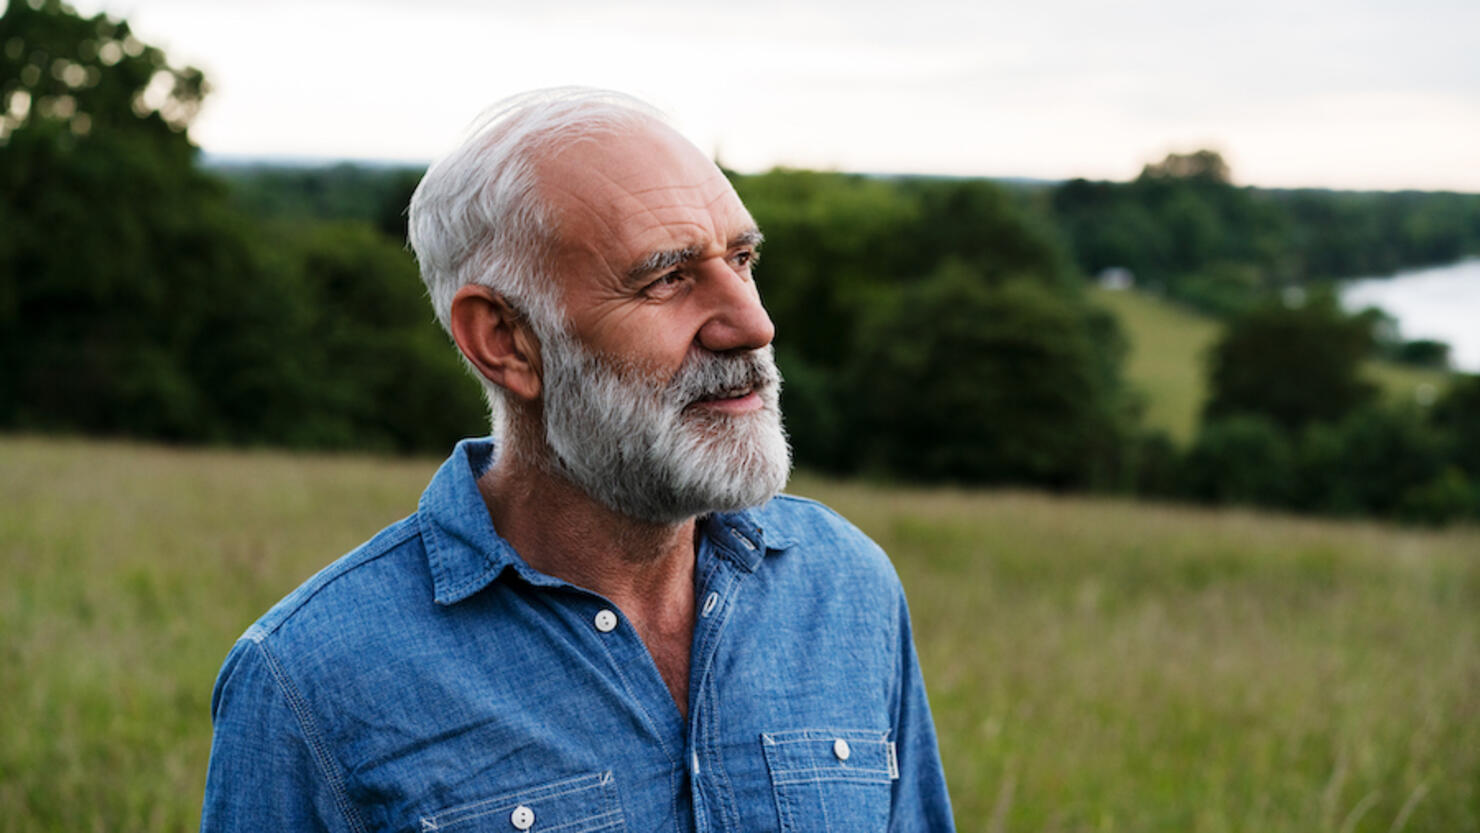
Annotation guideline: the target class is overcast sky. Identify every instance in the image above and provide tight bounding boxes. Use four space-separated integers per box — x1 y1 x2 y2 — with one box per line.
71 0 1480 191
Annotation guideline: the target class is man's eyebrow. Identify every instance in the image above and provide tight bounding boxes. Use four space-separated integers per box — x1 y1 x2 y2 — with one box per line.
729 229 764 250
624 229 763 283
627 244 703 283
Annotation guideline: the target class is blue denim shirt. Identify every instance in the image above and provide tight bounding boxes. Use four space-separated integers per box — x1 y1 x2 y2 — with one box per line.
201 439 954 832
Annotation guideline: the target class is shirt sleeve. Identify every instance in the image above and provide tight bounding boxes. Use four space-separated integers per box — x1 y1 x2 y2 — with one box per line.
200 637 363 833
888 591 957 831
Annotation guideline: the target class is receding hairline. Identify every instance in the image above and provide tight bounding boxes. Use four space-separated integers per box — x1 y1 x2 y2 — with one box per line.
522 116 752 263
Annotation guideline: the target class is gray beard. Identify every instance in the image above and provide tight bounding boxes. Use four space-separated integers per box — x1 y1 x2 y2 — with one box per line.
538 331 792 525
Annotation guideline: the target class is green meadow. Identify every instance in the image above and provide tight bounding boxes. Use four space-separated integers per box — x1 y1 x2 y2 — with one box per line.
1090 288 1456 444
3 436 1476 832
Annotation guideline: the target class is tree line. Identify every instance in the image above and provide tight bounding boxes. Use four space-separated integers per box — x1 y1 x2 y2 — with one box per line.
1051 150 1480 322
727 169 1480 522
4 0 1479 522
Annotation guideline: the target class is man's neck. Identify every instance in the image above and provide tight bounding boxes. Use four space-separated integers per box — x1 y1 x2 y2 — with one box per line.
476 446 697 626
478 444 700 717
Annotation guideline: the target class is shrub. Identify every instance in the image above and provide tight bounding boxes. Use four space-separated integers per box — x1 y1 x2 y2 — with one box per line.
1431 374 1480 478
1294 405 1448 517
1180 414 1295 507
1204 294 1377 431
1398 468 1479 526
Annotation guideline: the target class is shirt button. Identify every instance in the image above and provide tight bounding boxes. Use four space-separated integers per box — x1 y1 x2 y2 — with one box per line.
594 609 618 633
833 738 851 761
510 805 534 830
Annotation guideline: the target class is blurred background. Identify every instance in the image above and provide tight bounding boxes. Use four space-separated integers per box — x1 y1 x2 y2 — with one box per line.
1 0 1477 830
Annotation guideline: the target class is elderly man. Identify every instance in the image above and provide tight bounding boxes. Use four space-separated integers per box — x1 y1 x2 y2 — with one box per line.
201 88 954 832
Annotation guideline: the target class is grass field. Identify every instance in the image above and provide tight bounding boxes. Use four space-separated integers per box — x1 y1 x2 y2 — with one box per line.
1090 288 1222 444
1090 288 1458 444
3 436 1477 832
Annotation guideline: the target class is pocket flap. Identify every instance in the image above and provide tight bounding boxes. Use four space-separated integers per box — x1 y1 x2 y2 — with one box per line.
760 728 898 785
419 771 623 832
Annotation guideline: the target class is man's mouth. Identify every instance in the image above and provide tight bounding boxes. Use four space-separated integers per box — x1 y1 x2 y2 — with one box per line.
698 384 755 402
688 383 765 415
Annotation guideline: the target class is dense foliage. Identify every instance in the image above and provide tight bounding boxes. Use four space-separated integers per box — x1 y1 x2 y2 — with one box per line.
1048 151 1480 318
729 170 1124 486
1203 294 1377 431
5 0 1480 521
846 269 1128 487
1185 298 1480 523
0 0 484 452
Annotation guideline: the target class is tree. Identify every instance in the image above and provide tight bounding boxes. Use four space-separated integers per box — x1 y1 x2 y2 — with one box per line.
1431 374 1480 478
731 169 923 369
1138 149 1231 185
1180 414 1295 507
848 264 1129 487
1294 405 1448 517
0 0 252 436
1 0 206 139
0 1 485 452
1203 294 1377 431
277 221 486 452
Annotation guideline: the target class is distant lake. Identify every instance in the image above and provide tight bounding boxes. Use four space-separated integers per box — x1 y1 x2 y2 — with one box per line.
1341 259 1480 372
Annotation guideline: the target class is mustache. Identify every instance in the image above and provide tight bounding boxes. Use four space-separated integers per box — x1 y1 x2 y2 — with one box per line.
665 346 780 405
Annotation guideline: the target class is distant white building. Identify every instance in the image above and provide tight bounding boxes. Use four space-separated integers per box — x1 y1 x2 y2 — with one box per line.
1096 267 1135 290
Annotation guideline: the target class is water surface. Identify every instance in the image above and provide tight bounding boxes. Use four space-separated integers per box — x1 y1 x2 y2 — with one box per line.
1341 259 1480 372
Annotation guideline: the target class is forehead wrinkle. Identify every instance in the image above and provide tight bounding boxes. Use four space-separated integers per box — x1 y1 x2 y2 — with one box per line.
540 145 754 283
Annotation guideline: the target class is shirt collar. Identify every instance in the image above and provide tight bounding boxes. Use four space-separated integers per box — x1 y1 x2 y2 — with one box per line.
419 437 795 606
701 508 796 572
418 438 525 605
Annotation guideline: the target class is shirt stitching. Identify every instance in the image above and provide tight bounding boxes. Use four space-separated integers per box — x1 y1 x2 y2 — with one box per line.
423 772 609 826
255 640 369 833
764 730 892 743
769 770 895 785
418 509 508 605
252 520 420 639
704 571 743 832
427 790 615 829
592 616 680 768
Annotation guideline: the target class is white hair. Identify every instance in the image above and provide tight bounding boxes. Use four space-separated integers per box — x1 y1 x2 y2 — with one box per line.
406 87 666 432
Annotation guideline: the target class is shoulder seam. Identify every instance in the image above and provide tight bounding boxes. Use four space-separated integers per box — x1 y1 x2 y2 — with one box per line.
771 493 823 507
769 493 844 519
252 518 421 639
254 640 370 833
760 493 851 536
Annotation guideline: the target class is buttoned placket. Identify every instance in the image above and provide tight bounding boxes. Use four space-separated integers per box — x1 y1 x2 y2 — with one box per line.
578 587 688 771
515 516 764 833
683 521 763 833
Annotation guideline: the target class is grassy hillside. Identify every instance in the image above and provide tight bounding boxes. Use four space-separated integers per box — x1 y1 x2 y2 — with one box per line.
3 437 1476 832
1090 288 1221 444
1091 288 1458 444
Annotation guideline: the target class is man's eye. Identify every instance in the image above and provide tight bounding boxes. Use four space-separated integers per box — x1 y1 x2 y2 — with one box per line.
644 270 686 296
732 249 759 270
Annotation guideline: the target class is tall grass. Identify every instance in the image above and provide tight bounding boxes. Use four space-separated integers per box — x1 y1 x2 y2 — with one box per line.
3 437 1476 831
803 474 1479 832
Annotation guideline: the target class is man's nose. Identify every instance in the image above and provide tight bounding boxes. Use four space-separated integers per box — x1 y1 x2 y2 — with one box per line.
695 261 775 353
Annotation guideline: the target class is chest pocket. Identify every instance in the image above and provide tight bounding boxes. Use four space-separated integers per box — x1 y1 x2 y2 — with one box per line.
417 771 625 833
761 728 897 832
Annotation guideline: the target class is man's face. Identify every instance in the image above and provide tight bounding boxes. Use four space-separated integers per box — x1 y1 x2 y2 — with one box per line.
531 121 790 522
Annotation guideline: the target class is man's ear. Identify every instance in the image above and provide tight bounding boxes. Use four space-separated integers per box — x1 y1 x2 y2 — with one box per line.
448 284 543 402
